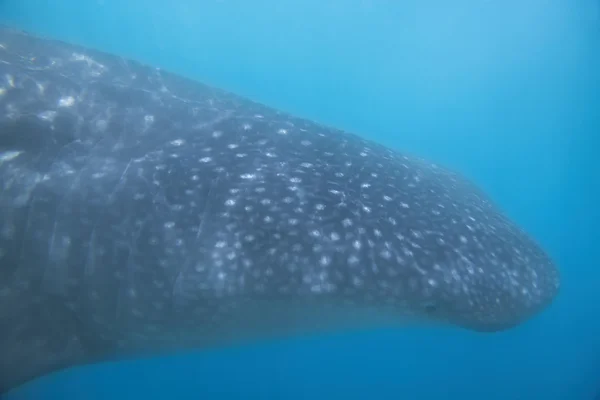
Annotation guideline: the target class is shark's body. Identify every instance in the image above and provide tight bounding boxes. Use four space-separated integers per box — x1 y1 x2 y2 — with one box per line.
0 27 559 394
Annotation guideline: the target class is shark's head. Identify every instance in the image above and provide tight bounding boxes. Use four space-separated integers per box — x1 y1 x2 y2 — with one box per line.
401 220 560 333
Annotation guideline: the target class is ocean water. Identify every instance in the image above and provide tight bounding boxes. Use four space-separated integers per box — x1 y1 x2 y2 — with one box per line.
0 0 598 399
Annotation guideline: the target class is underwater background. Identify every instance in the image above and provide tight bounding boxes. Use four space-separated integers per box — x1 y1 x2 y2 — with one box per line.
1 0 598 399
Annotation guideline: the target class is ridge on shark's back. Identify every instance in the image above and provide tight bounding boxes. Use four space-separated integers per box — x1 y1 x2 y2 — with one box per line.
0 26 560 394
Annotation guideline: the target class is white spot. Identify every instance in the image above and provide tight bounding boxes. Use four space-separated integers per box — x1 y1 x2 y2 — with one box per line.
460 235 468 244
212 131 223 138
38 111 57 121
400 202 410 208
315 204 325 211
225 199 236 206
199 157 212 163
342 218 353 227
330 232 340 241
383 195 392 201
301 140 311 146
95 119 107 131
170 139 185 146
58 96 75 107
164 221 175 229
361 183 371 188
353 240 362 250
243 123 252 130
277 128 288 135
320 255 331 266
36 82 46 94
0 151 22 163
290 177 302 183
241 173 256 180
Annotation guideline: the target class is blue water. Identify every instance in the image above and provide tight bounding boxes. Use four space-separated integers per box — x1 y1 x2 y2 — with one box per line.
1 0 598 399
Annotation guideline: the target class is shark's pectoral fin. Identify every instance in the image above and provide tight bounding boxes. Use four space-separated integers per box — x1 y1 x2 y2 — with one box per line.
0 295 109 395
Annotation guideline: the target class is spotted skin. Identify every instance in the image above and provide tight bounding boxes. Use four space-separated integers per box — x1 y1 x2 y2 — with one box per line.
0 26 560 394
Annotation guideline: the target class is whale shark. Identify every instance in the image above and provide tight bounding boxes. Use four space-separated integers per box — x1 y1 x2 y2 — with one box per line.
0 26 560 394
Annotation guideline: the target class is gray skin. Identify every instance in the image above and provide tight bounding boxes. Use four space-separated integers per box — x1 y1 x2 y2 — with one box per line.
0 26 560 394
